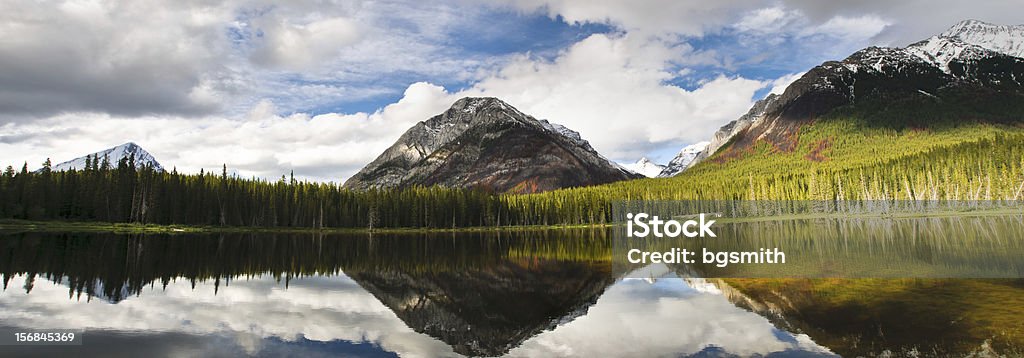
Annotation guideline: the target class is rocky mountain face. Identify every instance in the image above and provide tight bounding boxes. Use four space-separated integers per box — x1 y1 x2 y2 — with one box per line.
343 97 641 193
657 141 709 177
686 95 777 169
686 19 1024 168
52 142 163 172
620 157 666 178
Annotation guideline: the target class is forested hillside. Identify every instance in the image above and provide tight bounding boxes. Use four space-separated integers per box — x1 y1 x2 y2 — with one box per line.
547 97 1024 203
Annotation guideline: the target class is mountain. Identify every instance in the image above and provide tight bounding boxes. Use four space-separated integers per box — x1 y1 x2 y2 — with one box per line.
343 97 641 193
620 157 665 178
51 142 163 172
657 141 709 177
689 20 1024 168
686 95 776 169
554 20 1024 204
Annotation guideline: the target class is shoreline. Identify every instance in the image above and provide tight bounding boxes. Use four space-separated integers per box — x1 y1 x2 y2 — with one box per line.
2 205 1021 235
0 219 613 235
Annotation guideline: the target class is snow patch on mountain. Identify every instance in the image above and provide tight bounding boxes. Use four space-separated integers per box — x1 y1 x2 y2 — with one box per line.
942 19 1024 58
845 46 932 74
907 20 1024 74
539 119 592 150
539 119 635 177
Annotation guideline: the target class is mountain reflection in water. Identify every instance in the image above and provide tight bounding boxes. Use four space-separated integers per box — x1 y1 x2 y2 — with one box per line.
0 224 1022 357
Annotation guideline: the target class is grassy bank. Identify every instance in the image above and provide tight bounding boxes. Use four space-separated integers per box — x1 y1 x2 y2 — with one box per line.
711 204 1024 224
0 219 612 235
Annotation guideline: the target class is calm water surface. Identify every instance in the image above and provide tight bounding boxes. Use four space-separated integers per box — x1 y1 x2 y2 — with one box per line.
1 216 1023 357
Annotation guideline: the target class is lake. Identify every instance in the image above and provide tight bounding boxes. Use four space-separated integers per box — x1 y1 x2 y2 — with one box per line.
2 215 1024 357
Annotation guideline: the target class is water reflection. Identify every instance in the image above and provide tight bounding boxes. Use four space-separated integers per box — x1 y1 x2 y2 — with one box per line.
616 214 1024 278
0 230 612 302
347 260 611 356
0 221 1022 356
0 230 837 357
0 271 836 357
0 273 457 357
507 269 834 357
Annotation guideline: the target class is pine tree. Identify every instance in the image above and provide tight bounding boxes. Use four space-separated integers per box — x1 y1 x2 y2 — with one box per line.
100 155 110 171
41 158 52 174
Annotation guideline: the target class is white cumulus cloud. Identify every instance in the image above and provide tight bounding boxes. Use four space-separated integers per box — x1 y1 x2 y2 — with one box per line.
250 16 362 70
0 82 456 182
458 34 767 160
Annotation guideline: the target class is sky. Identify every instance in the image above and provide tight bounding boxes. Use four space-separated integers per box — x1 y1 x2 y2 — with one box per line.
1 0 1022 182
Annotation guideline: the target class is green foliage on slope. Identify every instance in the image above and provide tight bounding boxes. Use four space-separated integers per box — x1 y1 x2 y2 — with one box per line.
545 118 1024 202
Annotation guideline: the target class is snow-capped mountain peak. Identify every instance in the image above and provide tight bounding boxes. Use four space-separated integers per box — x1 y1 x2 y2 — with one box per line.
658 141 710 178
941 19 1024 57
907 20 1024 74
620 157 665 178
51 142 163 172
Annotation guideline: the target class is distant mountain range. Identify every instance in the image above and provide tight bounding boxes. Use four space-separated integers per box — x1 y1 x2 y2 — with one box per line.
51 142 163 172
619 157 665 178
343 97 641 193
657 142 709 177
